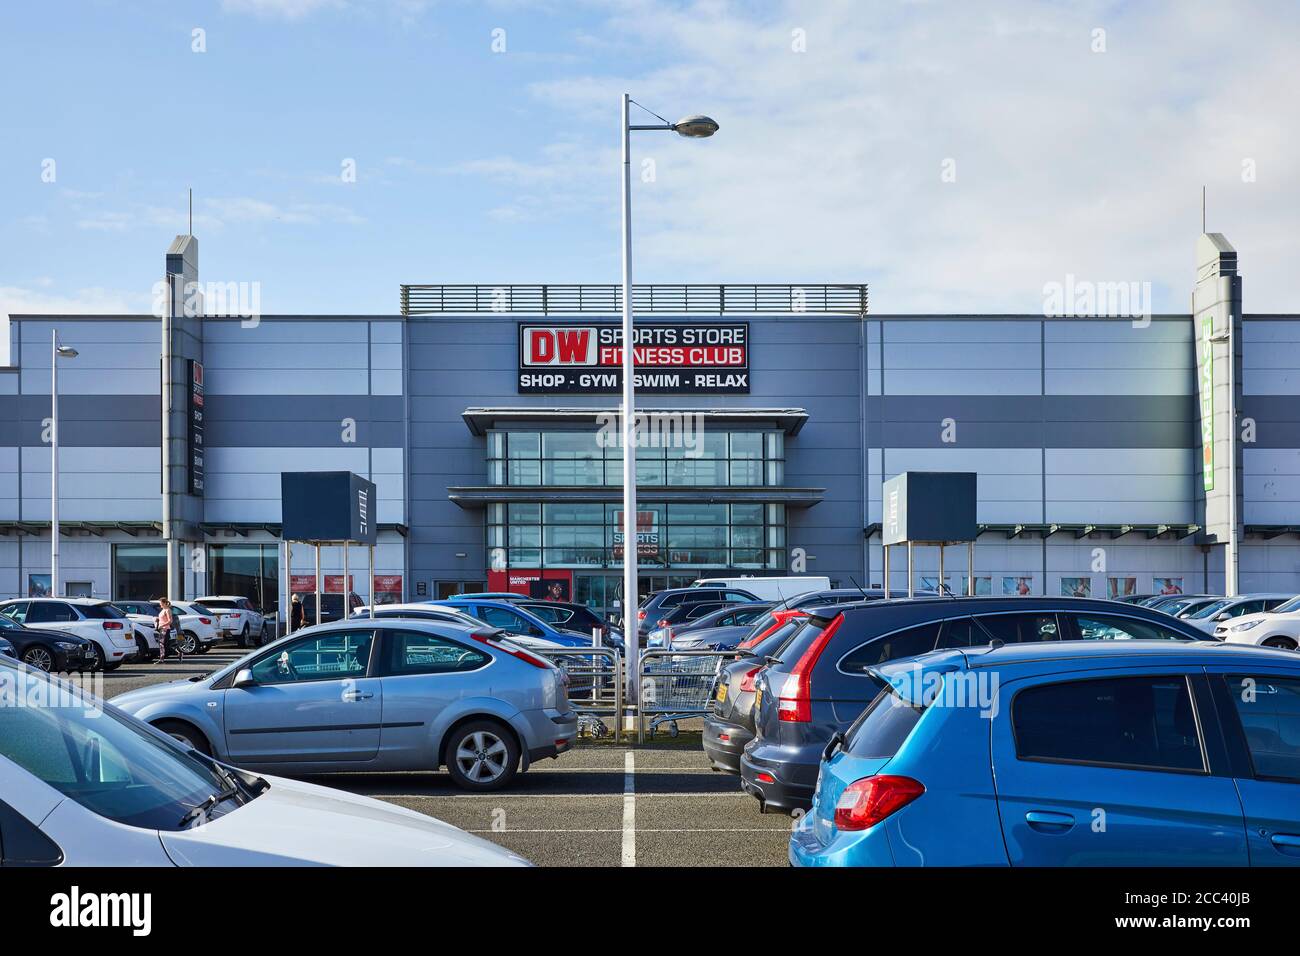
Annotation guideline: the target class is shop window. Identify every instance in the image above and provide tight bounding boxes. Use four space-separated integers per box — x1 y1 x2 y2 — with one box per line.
113 545 167 601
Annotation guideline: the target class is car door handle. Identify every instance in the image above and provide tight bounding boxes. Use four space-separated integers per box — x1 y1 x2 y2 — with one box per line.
1025 810 1075 833
1270 833 1300 853
342 691 374 701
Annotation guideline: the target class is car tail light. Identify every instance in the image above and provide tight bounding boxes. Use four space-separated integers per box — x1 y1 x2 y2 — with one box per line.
756 771 776 784
637 610 646 621
738 666 762 693
833 776 925 831
102 621 124 630
777 613 843 722
657 618 670 627
470 630 550 669
199 617 211 625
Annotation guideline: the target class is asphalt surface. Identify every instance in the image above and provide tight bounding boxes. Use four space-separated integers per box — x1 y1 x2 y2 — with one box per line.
97 648 794 867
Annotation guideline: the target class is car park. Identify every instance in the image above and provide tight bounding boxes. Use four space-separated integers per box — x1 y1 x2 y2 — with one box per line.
648 601 774 649
790 640 1300 866
1176 593 1293 634
1214 594 1300 648
691 576 832 602
636 587 760 644
196 595 269 647
112 600 163 659
515 599 622 647
431 597 596 648
741 596 1209 813
111 617 578 791
0 613 93 672
703 617 809 773
1159 595 1226 618
647 598 773 648
0 655 529 866
0 598 140 671
169 600 222 654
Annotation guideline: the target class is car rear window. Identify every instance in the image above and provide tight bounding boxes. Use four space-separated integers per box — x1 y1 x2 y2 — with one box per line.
201 599 237 609
80 603 125 620
844 677 927 759
839 622 942 673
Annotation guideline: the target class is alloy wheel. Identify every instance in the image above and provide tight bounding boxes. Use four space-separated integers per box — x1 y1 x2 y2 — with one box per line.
22 647 54 671
455 730 509 784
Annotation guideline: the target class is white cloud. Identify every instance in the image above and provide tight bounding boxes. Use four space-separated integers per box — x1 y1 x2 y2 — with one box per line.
220 0 346 19
0 285 148 366
491 0 1300 313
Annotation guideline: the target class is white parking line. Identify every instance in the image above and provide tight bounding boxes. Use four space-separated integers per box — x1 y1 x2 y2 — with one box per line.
621 751 636 867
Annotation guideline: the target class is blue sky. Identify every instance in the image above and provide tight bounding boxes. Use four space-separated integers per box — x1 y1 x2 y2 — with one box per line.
2 0 1299 338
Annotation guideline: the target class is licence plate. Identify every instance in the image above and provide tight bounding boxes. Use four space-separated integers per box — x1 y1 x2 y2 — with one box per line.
715 683 727 703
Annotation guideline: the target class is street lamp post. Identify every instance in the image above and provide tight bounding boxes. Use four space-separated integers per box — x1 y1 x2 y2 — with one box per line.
619 94 717 727
50 331 79 597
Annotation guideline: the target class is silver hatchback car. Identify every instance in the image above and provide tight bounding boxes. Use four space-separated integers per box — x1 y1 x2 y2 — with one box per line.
111 618 577 791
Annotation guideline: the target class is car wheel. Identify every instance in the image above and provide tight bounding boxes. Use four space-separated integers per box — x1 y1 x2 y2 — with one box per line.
180 631 199 655
445 720 520 792
259 623 270 646
1263 636 1298 650
239 623 251 648
90 645 107 671
21 646 54 672
154 719 211 756
136 634 152 661
197 642 211 655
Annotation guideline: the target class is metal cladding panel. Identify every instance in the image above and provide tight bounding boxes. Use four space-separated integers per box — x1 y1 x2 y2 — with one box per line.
881 471 978 545
280 471 378 545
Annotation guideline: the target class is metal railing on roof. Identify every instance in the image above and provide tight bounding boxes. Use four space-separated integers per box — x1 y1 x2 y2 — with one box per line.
399 284 867 316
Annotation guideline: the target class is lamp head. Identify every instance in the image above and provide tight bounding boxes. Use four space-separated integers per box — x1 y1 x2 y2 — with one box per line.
673 114 719 138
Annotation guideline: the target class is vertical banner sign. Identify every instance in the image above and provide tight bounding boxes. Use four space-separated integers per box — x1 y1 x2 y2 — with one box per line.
1199 314 1214 492
188 360 205 496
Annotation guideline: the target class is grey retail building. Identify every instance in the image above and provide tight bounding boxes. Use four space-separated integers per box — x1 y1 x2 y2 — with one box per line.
1 230 1295 621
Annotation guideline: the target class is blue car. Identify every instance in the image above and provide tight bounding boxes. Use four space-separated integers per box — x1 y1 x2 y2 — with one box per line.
430 598 594 648
792 640 1300 866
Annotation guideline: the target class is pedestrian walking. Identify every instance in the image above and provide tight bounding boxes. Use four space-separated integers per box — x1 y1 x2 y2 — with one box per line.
154 597 183 663
290 593 305 632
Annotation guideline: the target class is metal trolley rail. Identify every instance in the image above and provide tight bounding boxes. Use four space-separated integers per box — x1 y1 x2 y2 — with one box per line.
535 646 624 742
637 649 734 742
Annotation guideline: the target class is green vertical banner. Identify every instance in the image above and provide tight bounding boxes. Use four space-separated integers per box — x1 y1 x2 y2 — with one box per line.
1199 313 1215 492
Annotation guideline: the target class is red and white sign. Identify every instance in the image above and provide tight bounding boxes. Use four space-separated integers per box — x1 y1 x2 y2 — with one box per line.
518 323 749 394
611 510 660 560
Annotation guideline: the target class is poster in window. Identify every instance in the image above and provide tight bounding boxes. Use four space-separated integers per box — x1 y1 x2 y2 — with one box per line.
1153 577 1184 596
1061 576 1092 598
1107 576 1138 599
1002 576 1033 596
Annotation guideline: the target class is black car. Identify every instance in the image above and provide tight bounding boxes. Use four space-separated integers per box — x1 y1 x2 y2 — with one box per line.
636 587 759 644
516 600 622 646
703 616 808 773
0 614 94 672
741 595 1212 814
300 591 363 626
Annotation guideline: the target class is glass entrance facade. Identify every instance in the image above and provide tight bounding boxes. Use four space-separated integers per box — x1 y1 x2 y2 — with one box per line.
209 544 280 616
486 501 786 571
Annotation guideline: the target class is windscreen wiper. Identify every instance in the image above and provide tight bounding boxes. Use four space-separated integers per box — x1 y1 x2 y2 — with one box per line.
177 786 241 829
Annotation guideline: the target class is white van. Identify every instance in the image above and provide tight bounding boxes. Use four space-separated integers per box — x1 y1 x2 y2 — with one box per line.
690 576 832 602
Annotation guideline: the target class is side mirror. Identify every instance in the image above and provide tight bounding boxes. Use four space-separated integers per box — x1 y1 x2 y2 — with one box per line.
233 668 256 689
1214 612 1230 622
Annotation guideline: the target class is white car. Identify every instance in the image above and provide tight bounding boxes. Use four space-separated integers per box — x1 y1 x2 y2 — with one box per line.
0 598 141 671
113 600 164 658
195 595 268 647
0 657 529 866
1215 594 1300 648
171 601 221 654
1179 593 1295 635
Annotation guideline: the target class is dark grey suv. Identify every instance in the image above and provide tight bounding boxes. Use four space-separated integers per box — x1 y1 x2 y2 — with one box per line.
636 587 759 644
740 596 1213 813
